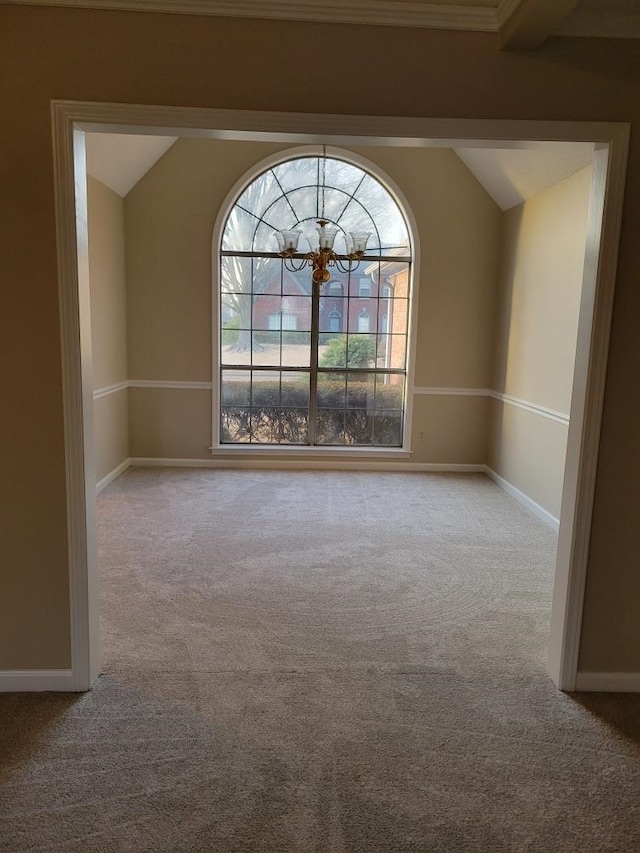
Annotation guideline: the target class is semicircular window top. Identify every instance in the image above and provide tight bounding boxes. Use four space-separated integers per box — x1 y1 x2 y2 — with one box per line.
218 151 414 449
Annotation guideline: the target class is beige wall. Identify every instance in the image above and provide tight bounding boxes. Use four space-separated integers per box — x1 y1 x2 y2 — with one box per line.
87 176 129 484
489 167 592 519
1 5 639 673
126 139 501 465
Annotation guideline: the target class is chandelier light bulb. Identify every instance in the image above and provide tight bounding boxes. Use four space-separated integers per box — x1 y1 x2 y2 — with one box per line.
350 232 370 255
316 220 338 251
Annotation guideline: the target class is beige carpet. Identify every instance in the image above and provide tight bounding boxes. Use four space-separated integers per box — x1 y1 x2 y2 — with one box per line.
1 469 639 852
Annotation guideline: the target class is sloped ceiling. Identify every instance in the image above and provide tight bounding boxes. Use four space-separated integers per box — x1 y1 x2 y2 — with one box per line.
86 132 594 210
454 143 594 210
85 133 177 197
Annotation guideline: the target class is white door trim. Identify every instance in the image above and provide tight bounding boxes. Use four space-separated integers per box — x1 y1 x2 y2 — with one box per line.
51 100 629 692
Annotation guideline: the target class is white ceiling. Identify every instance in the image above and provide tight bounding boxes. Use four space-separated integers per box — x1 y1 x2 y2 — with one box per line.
454 143 595 210
85 133 176 197
86 132 594 210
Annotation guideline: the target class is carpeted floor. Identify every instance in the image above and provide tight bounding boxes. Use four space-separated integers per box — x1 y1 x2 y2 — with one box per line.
1 469 639 852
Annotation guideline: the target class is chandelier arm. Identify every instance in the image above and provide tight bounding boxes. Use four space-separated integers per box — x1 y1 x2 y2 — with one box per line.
283 255 311 274
334 256 361 275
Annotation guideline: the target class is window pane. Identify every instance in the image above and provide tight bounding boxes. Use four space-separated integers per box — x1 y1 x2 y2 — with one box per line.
252 292 311 332
221 291 251 331
221 369 251 406
286 187 320 227
272 157 319 193
253 220 282 253
283 267 312 297
252 333 281 367
317 372 346 408
221 406 251 443
221 255 251 293
318 332 347 368
373 410 403 446
376 335 407 370
281 372 310 408
357 311 371 333
316 409 345 445
251 370 281 406
319 296 345 334
262 196 298 233
251 370 309 445
346 372 375 410
252 294 275 331
323 159 367 197
317 186 351 226
375 374 405 410
251 406 309 444
282 332 311 367
344 408 374 446
344 334 377 367
355 174 410 252
236 170 282 219
251 256 282 296
222 206 259 252
385 297 410 335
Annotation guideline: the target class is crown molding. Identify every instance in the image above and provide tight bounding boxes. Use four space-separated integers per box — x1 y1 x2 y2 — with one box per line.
496 0 521 27
0 0 502 31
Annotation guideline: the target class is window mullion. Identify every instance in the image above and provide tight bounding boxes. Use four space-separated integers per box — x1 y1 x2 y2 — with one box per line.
308 280 320 446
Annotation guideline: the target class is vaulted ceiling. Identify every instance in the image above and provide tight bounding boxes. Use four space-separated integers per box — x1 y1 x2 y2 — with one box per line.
86 131 594 212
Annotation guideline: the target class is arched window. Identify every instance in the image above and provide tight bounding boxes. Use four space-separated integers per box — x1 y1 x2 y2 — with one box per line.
218 150 413 447
357 309 371 333
328 310 342 333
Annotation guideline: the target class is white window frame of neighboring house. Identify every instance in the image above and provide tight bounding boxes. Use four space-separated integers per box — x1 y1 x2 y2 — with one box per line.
357 309 371 333
328 310 342 333
359 280 372 298
212 145 418 454
268 309 297 331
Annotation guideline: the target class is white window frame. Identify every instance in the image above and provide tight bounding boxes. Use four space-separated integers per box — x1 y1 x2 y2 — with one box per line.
358 280 372 298
211 145 419 456
357 309 371 333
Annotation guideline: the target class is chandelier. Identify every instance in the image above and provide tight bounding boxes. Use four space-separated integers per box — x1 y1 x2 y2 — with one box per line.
274 151 370 285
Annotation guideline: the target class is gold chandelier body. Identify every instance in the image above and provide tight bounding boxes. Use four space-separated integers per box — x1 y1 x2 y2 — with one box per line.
276 219 370 287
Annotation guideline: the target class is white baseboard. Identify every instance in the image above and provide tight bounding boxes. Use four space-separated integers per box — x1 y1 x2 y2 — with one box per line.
575 671 640 692
130 456 486 473
96 458 131 494
484 467 560 531
0 669 75 692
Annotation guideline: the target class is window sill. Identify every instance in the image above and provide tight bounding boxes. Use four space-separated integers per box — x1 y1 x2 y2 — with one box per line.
209 445 412 459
